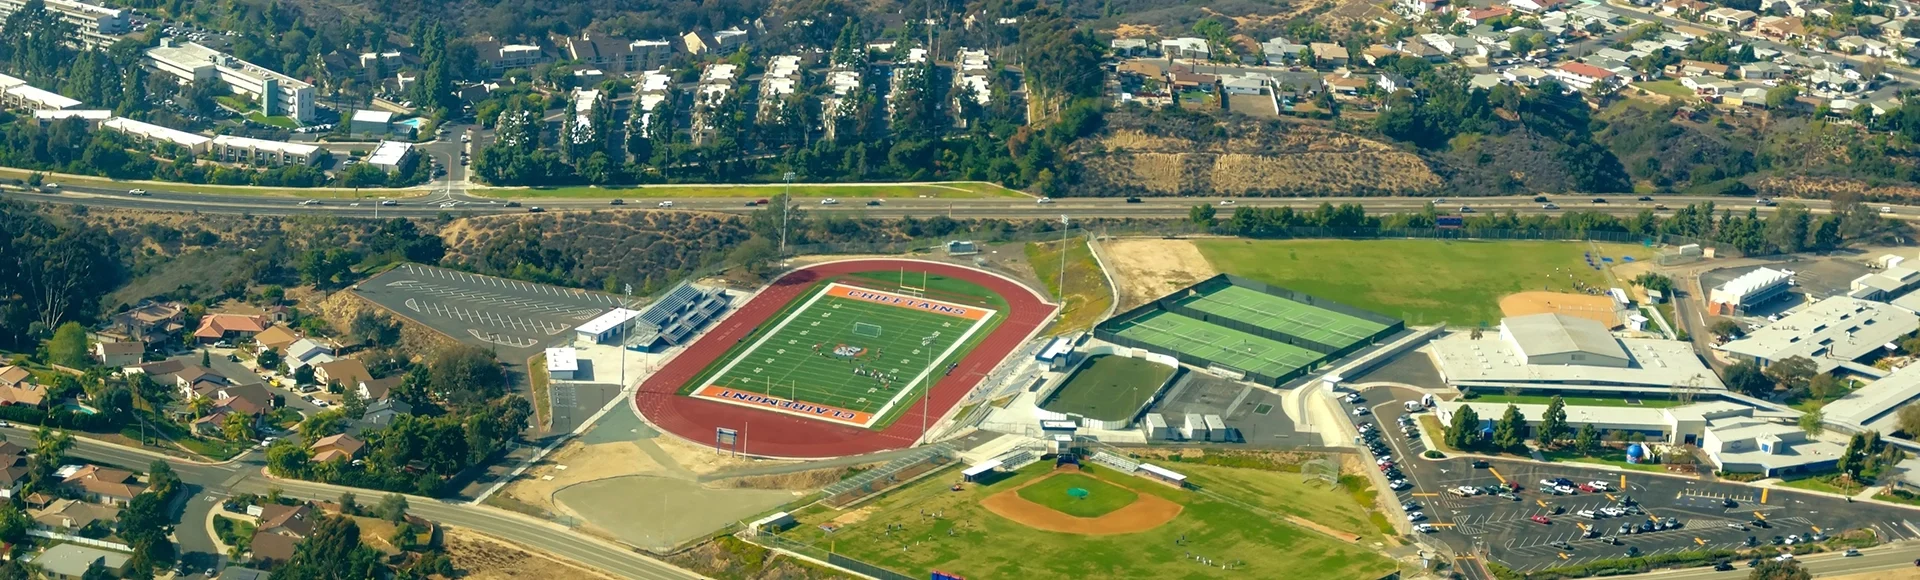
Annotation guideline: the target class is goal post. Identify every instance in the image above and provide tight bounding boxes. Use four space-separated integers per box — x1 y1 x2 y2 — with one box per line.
853 322 884 338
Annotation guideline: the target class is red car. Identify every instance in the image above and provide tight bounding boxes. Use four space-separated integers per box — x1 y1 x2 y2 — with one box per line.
1378 462 1395 471
1578 484 1599 493
1531 515 1551 525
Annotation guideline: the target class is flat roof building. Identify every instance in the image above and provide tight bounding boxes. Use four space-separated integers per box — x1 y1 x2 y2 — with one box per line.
1822 363 1920 434
365 140 413 172
545 347 578 380
103 116 211 154
0 0 129 47
1715 296 1918 376
209 135 324 167
33 109 110 126
1430 315 1723 395
147 41 315 122
1849 266 1920 302
348 110 393 135
1 84 79 111
575 308 643 345
1437 399 1836 475
1709 267 1792 315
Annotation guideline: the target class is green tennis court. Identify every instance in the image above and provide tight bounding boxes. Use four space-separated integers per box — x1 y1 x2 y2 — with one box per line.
698 285 994 420
1107 309 1319 379
1173 286 1387 349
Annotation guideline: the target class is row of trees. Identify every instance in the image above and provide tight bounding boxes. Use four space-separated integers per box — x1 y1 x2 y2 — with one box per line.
1442 396 1609 457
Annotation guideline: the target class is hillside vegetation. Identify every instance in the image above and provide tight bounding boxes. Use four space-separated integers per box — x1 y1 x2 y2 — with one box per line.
1070 108 1442 197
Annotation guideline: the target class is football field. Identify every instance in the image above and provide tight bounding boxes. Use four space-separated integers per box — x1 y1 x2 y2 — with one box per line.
690 283 997 427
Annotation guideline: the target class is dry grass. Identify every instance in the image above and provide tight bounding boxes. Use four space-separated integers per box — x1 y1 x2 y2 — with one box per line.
1108 24 1163 38
654 431 794 476
1101 238 1218 310
443 526 619 580
1756 175 1920 201
708 463 880 490
1126 153 1191 194
1102 130 1193 151
497 440 661 515
1209 152 1441 194
1074 113 1441 196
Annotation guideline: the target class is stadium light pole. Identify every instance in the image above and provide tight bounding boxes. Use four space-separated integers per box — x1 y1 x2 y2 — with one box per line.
622 283 633 388
1058 215 1071 304
781 171 796 257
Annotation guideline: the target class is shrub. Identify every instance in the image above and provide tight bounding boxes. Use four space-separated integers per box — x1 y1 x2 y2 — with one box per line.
1424 450 1444 459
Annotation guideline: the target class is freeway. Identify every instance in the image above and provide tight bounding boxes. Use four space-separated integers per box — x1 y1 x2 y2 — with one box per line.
1627 543 1920 579
0 427 700 580
6 180 1916 222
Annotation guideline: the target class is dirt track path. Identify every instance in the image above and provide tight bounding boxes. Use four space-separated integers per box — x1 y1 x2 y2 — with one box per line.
979 470 1182 535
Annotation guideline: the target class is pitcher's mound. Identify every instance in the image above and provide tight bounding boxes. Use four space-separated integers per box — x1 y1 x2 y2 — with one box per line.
980 472 1182 535
1499 291 1621 328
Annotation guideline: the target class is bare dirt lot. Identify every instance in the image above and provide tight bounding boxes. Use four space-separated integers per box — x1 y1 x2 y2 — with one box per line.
1499 291 1622 328
497 440 661 515
655 430 789 476
444 526 618 580
1102 238 1219 309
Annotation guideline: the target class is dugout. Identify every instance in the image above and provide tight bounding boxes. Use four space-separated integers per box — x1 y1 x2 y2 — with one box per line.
961 459 1004 482
748 511 796 535
1138 463 1189 488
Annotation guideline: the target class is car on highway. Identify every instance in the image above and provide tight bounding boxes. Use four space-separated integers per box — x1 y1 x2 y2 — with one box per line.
1542 203 1559 210
504 201 521 207
1125 197 1142 203
1884 206 1895 214
1774 553 1794 562
657 201 674 208
380 200 397 206
1530 515 1551 525
867 200 883 206
1533 195 1549 202
1654 203 1669 210
1713 561 1735 571
820 198 839 205
1036 197 1053 204
753 198 769 205
1756 198 1776 206
1846 548 1861 557
40 183 57 190
1219 199 1236 206
527 207 544 213
299 199 319 206
1459 206 1474 213
1592 197 1607 203
1637 196 1654 201
128 188 147 196
610 199 624 205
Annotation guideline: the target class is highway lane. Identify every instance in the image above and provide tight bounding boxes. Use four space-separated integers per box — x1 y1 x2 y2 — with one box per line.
1625 543 1920 579
0 427 701 580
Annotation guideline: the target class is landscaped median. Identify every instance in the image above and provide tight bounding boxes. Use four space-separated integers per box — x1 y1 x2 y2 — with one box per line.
467 181 1030 199
0 167 433 199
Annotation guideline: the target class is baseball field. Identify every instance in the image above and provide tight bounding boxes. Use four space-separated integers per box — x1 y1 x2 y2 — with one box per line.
772 460 1398 579
1194 239 1653 326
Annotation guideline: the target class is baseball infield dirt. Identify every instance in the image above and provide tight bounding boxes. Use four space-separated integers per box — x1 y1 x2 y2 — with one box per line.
1499 291 1621 328
979 471 1182 535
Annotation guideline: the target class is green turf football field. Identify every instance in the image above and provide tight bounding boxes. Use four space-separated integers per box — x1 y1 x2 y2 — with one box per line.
699 285 995 418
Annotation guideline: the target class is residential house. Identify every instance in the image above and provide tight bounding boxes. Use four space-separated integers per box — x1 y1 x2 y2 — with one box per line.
191 384 272 437
1361 44 1398 66
1308 42 1349 66
313 359 371 390
1398 37 1448 62
0 366 29 391
309 434 366 463
1508 0 1568 13
1461 6 1514 25
92 341 143 367
193 314 269 345
283 338 333 371
0 441 26 498
173 366 228 400
1222 75 1268 95
1868 96 1903 116
1659 0 1709 14
1470 73 1505 89
1161 37 1211 60
1676 59 1730 77
30 498 120 531
103 300 185 344
1740 61 1783 79
219 568 273 580
256 503 316 537
682 28 747 55
1378 72 1410 93
59 465 146 506
125 359 184 381
1400 0 1445 14
1322 71 1371 98
360 399 413 428
356 376 402 403
1702 7 1758 29
1261 38 1307 63
1756 16 1806 41
1111 38 1150 56
1549 61 1621 91
252 325 298 351
470 36 547 75
249 530 299 567
35 544 129 580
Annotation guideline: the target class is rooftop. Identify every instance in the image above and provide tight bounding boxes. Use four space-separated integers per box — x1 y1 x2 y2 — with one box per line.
351 110 394 123
367 140 412 166
546 347 578 373
1822 363 1920 432
576 308 642 335
212 135 322 156
104 117 211 148
31 544 129 578
1717 296 1919 374
1716 267 1792 300
6 85 81 109
1431 331 1723 392
1505 313 1628 361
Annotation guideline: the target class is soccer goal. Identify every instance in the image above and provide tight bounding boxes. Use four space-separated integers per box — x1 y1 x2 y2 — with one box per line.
853 322 884 338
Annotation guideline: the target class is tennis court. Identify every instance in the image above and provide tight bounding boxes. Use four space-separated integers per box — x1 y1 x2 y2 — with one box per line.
690 283 997 428
1106 309 1320 379
1173 286 1387 349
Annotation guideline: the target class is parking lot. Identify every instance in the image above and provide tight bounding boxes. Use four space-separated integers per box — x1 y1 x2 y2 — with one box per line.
1340 384 1920 577
355 264 625 356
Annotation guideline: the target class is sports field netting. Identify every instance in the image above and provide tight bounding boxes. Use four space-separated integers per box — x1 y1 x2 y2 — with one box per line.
1107 309 1319 379
1174 286 1388 349
693 283 996 427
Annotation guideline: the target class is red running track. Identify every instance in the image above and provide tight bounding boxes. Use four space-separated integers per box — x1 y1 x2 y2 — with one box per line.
633 259 1054 459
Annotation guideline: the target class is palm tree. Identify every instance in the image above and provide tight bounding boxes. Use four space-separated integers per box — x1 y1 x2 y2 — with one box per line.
188 396 213 419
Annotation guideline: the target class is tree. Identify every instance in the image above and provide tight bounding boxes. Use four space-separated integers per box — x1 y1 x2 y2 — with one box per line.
1539 396 1570 447
1748 558 1811 580
200 349 211 368
428 345 507 409
268 515 383 580
45 321 87 367
188 395 213 419
1764 85 1801 110
1724 361 1773 398
1493 404 1526 451
1633 272 1675 297
81 560 113 580
256 347 282 372
1898 403 1920 437
727 236 779 280
339 492 359 516
1447 404 1481 449
1798 407 1824 437
1190 204 1216 225
299 409 347 442
1708 318 1745 340
222 412 254 442
377 493 410 523
1764 356 1817 394
1807 373 1845 401
118 492 175 574
147 460 179 500
1573 423 1599 456
293 364 315 385
33 426 71 464
265 439 309 477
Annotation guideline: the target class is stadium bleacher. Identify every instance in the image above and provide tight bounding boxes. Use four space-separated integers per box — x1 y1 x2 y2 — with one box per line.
629 282 731 350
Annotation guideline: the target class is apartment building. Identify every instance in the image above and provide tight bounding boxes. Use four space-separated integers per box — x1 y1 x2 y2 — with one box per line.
759 55 802 121
562 34 672 73
821 69 862 141
471 37 547 75
209 135 324 166
691 63 738 146
0 74 79 112
953 48 993 116
0 0 128 47
146 41 315 122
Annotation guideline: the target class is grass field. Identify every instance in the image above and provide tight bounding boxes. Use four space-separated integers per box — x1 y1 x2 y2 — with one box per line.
692 283 993 423
1025 236 1112 335
469 182 1029 199
1633 80 1698 100
1041 355 1174 421
1017 473 1139 517
1106 309 1320 378
1463 393 1690 409
1195 239 1654 326
1174 285 1387 347
774 461 1397 579
0 168 428 198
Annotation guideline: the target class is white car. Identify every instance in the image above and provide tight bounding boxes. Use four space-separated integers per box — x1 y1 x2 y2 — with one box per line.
299 199 319 206
820 198 839 205
1457 486 1483 495
1407 512 1426 521
1036 197 1054 204
1390 480 1411 490
1218 199 1236 206
1587 481 1612 491
1774 554 1794 562
1540 479 1559 487
379 200 397 206
41 183 58 189
1413 523 1437 533
1554 485 1577 494
1352 407 1370 416
657 201 674 208
1577 509 1599 518
128 188 147 196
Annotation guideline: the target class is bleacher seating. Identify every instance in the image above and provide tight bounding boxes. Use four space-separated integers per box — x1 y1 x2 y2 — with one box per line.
629 282 731 348
1090 451 1141 473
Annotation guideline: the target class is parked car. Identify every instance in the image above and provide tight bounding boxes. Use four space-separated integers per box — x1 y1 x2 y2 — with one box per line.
1401 501 1421 511
1407 512 1426 522
1352 407 1371 416
1471 459 1490 468
1586 481 1611 491
1530 515 1551 525
1413 523 1436 533
1390 480 1411 490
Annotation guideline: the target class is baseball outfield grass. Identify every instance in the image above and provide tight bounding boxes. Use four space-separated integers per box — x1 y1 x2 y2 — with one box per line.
1194 239 1653 326
773 460 1398 579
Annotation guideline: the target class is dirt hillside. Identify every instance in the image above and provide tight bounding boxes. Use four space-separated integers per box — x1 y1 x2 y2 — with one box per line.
1068 113 1442 197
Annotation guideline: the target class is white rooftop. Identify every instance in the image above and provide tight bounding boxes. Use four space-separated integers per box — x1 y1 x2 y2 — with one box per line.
1430 331 1723 392
1822 363 1920 433
6 85 80 110
212 135 321 156
366 141 412 167
1717 267 1792 299
576 308 642 335
33 109 110 122
103 117 210 148
1716 296 1919 374
351 110 394 123
545 347 578 373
